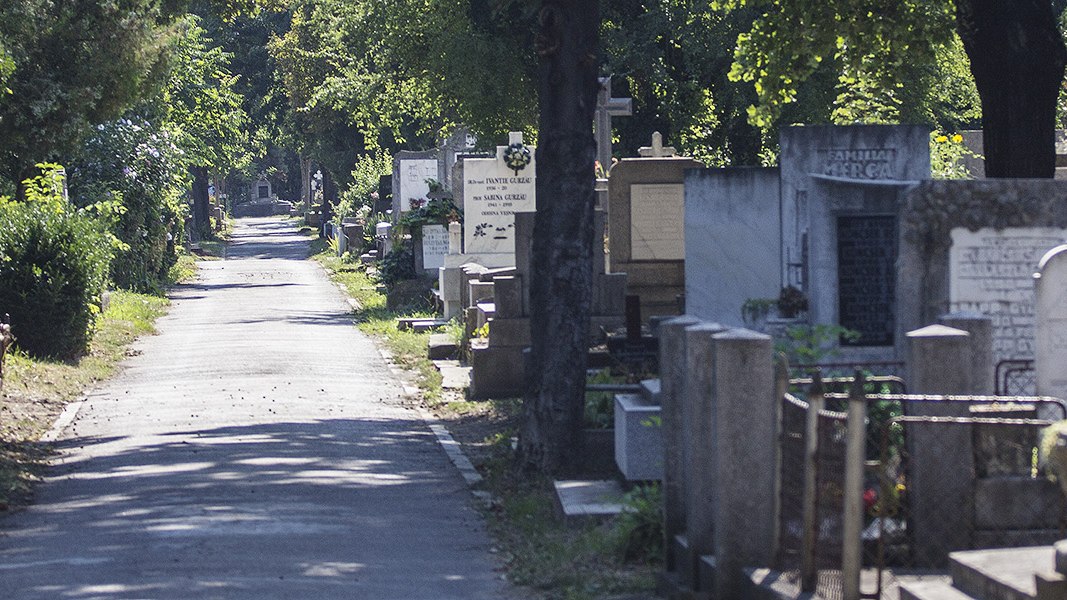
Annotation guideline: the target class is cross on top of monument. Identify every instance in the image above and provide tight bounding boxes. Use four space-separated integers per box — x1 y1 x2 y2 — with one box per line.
594 77 632 170
638 132 677 158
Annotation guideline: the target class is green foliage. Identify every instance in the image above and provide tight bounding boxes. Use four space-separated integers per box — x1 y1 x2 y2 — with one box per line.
611 484 664 564
70 118 188 292
930 131 982 180
0 1 183 183
584 369 619 429
775 324 860 366
336 149 391 222
0 165 112 358
376 244 416 285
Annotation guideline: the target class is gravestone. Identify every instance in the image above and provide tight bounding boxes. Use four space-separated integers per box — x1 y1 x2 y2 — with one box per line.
1034 244 1067 403
440 128 478 189
897 180 1067 377
684 167 782 327
416 224 450 274
254 178 272 200
461 132 536 267
608 133 702 320
392 150 440 214
780 125 930 359
950 228 1067 371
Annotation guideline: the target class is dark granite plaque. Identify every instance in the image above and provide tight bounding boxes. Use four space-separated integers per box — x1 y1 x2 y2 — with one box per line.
837 215 897 346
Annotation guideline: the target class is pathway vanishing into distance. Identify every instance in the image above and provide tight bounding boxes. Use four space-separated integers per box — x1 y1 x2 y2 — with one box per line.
0 218 513 599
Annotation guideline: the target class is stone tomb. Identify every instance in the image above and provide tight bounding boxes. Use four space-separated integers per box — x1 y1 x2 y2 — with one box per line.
607 133 702 320
414 223 450 276
896 179 1067 383
254 177 273 200
683 125 929 350
467 211 627 399
951 228 1067 372
779 125 930 358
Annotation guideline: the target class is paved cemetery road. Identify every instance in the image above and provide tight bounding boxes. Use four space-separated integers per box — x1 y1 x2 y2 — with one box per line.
0 218 517 599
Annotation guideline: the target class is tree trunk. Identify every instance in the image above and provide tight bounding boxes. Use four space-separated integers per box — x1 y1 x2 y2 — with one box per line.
515 0 601 475
956 0 1067 178
190 165 210 241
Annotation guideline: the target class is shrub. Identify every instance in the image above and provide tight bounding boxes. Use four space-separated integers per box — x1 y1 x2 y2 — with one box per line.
0 166 112 358
70 118 187 293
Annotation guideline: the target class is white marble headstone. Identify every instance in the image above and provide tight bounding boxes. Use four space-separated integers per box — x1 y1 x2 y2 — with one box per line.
397 159 438 212
1034 244 1067 403
950 227 1067 366
462 133 536 259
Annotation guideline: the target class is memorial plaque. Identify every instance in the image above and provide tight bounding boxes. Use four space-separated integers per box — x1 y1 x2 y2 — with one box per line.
420 224 450 271
397 159 438 212
463 139 535 258
630 183 685 260
949 227 1067 365
837 215 897 346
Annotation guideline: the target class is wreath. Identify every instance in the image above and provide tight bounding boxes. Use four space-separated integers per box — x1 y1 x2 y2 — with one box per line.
503 142 532 175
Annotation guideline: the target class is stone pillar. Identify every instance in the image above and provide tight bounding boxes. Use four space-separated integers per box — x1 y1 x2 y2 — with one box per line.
939 311 995 395
711 328 778 599
448 221 462 254
658 316 701 574
906 324 976 567
681 321 726 589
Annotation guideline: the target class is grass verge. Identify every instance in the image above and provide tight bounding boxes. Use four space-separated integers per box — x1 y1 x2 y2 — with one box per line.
0 290 171 511
310 240 660 600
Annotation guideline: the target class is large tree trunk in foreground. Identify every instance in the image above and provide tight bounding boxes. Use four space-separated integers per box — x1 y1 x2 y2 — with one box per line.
190 165 210 241
957 0 1067 178
516 1 600 475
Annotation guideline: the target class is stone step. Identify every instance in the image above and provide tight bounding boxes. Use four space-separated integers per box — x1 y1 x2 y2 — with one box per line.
427 333 458 360
898 580 977 600
552 479 625 524
951 546 1053 600
432 359 470 390
396 317 449 332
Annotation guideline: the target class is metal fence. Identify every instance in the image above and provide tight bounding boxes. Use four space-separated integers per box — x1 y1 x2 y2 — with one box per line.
778 366 1066 600
995 359 1036 396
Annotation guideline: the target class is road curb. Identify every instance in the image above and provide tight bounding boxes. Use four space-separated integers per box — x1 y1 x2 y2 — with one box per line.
40 398 85 443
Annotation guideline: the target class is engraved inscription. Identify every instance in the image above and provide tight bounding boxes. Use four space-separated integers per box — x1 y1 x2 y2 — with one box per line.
420 224 449 270
949 227 1067 367
463 155 536 256
630 183 685 261
819 148 897 180
837 215 897 346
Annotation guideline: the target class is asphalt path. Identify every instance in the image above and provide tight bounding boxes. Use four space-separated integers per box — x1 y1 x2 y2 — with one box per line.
0 217 513 599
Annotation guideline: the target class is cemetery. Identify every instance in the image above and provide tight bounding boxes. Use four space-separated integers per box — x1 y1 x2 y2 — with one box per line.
5 2 1067 600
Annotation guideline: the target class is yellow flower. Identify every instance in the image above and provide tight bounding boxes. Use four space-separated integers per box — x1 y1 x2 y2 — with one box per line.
952 134 963 143
935 135 948 143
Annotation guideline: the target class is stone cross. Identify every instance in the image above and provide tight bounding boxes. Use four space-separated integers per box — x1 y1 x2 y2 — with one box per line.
638 131 677 158
594 77 632 171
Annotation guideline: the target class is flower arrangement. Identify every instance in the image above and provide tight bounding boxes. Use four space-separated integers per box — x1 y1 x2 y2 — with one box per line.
503 142 532 175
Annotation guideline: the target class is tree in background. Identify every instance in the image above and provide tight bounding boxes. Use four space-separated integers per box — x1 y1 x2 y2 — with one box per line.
0 1 181 191
719 0 1064 175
